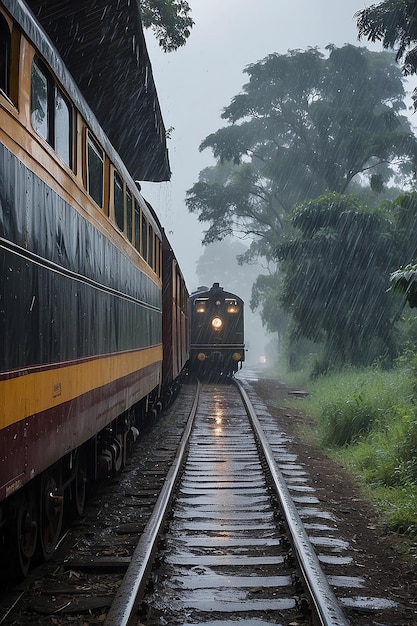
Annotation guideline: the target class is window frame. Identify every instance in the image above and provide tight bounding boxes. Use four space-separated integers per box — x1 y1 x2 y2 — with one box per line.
134 199 141 253
30 56 73 168
86 130 104 208
0 13 10 97
113 169 125 232
141 213 148 263
126 188 133 243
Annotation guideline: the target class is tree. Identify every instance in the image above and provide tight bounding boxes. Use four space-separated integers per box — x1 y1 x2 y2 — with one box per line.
187 160 289 262
356 1 417 109
389 192 417 306
356 1 417 77
186 45 417 354
277 193 414 370
250 272 289 335
186 45 417 252
140 0 193 51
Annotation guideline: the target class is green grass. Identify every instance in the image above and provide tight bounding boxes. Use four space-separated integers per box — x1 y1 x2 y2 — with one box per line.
308 367 412 446
281 365 417 537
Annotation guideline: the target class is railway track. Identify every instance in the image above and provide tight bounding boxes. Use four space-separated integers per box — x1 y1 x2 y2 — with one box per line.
107 379 349 626
0 376 403 625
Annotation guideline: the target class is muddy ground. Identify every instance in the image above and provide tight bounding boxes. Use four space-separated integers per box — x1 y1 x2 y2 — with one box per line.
251 376 417 624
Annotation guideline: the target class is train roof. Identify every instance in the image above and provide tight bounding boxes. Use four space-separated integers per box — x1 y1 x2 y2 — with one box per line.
190 283 244 303
20 0 170 183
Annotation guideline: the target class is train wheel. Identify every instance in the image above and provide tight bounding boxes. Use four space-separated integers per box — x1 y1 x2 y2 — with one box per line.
38 465 64 560
73 449 87 516
10 486 38 579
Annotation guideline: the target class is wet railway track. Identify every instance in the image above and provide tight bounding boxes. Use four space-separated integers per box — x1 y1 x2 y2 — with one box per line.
110 379 348 626
0 376 402 625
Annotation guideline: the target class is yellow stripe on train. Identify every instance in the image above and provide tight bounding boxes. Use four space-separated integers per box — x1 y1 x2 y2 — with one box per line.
0 345 163 428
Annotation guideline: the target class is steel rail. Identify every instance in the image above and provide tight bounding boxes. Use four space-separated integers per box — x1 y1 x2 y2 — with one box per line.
104 381 201 626
234 378 350 626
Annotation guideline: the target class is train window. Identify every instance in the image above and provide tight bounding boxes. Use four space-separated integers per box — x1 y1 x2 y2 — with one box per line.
155 237 160 276
0 15 10 96
54 87 72 167
31 58 73 167
134 200 141 253
114 171 124 231
141 214 148 262
87 132 104 207
195 298 208 313
226 298 240 313
31 60 48 140
148 223 154 269
158 239 163 276
126 189 133 242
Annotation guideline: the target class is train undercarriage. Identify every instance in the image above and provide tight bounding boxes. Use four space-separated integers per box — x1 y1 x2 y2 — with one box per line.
0 385 172 581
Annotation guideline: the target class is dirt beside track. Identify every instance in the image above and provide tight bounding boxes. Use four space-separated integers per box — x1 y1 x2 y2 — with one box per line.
251 376 417 625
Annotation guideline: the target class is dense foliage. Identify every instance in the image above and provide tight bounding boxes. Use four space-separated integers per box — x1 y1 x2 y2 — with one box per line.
187 47 417 344
356 0 417 109
356 1 417 75
140 0 193 51
277 194 414 370
187 45 417 247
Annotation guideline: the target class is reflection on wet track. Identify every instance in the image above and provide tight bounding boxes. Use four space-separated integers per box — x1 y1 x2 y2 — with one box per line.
142 379 397 626
142 385 339 626
145 384 303 624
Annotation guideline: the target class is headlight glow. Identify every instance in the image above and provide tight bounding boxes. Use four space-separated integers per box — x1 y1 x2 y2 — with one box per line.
211 317 223 330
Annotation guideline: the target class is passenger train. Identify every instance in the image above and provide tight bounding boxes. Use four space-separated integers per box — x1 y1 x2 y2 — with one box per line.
0 0 245 580
0 0 189 578
189 283 245 380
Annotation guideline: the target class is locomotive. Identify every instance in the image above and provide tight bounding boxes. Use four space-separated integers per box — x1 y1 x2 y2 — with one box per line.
0 0 189 578
189 283 245 380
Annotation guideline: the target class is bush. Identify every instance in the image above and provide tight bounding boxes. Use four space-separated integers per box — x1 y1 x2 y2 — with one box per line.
309 367 412 447
373 486 417 536
294 364 417 537
320 398 380 446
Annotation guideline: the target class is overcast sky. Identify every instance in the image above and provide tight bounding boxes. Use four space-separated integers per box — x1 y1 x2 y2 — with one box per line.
141 1 401 289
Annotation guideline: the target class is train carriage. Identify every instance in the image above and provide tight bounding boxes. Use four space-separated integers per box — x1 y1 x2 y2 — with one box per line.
147 201 190 406
189 282 245 380
0 0 189 578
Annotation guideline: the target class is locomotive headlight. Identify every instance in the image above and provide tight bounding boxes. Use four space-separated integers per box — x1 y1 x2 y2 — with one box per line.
232 352 242 361
211 317 223 330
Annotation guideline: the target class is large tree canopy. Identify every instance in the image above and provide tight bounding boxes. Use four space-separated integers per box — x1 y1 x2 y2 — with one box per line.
277 193 416 369
140 0 193 51
186 45 417 252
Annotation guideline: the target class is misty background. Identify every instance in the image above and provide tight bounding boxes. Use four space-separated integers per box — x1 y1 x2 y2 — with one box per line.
141 1 416 365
